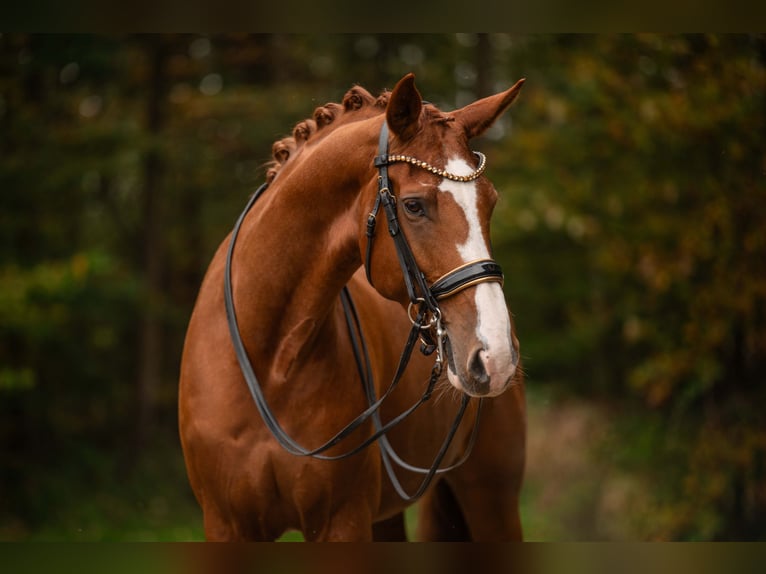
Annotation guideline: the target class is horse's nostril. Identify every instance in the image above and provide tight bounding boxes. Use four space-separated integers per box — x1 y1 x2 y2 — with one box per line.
468 348 491 387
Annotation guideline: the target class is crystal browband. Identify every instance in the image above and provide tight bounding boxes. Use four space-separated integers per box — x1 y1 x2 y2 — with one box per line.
383 151 487 182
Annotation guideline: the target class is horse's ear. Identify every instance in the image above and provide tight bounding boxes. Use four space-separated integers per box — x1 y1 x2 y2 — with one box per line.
453 78 526 140
386 73 422 141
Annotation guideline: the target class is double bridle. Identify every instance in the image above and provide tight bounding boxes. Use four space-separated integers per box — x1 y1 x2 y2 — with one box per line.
367 121 504 366
224 120 505 501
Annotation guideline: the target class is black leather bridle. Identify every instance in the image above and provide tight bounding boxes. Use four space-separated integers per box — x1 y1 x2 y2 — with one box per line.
224 120 506 501
367 121 504 359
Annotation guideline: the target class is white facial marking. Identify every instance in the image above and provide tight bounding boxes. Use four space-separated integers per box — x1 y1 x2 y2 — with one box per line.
439 157 516 387
439 158 490 263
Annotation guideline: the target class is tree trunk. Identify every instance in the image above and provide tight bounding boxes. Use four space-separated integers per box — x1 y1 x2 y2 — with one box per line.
136 36 167 448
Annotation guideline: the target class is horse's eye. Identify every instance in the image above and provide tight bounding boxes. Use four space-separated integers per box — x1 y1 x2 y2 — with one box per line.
402 198 426 217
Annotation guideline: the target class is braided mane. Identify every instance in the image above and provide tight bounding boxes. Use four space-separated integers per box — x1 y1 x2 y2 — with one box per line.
265 86 391 183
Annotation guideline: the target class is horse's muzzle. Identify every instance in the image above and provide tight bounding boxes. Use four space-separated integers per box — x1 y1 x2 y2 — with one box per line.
444 335 518 398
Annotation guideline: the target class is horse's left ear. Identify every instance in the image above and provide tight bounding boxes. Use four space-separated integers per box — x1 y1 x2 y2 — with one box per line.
453 78 526 139
386 73 422 141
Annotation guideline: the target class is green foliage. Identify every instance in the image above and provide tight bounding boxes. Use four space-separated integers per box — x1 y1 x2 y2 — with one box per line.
491 34 766 539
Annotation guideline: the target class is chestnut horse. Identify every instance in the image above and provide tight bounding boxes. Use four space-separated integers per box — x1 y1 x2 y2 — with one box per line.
179 73 526 541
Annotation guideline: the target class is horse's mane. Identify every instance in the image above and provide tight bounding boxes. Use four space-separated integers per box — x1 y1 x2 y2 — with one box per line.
265 86 390 183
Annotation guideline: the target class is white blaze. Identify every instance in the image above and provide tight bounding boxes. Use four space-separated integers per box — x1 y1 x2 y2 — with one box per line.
439 157 516 380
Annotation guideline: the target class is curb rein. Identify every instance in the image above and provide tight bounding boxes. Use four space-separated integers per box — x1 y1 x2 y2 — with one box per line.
224 120 505 501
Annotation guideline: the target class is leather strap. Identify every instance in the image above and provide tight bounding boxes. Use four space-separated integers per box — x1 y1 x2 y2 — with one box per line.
430 259 504 300
340 284 483 502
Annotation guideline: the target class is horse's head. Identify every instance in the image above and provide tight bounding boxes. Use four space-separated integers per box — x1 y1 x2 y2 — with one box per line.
361 73 524 398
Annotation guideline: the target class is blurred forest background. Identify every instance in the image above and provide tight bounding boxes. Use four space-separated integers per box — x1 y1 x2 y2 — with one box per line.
1 33 764 541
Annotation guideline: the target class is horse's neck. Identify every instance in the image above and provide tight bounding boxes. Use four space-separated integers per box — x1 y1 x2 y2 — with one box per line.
229 136 372 379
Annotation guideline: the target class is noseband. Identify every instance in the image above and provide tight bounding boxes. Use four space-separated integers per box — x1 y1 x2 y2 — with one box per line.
224 120 504 501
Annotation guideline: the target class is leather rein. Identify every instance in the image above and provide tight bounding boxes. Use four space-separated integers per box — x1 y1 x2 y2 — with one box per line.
224 120 505 501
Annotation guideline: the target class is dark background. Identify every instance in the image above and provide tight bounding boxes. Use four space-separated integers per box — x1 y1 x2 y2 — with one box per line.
1 34 764 540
